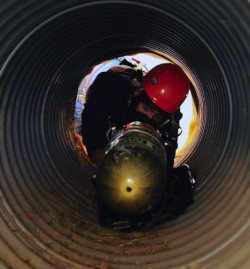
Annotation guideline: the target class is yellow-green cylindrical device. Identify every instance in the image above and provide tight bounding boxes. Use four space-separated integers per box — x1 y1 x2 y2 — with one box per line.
96 122 167 216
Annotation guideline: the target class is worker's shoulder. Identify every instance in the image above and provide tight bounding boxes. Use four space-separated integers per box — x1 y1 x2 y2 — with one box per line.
93 69 135 90
95 69 130 82
87 70 130 99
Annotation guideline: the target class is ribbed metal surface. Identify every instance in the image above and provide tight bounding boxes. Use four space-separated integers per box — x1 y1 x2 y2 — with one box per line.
0 0 249 268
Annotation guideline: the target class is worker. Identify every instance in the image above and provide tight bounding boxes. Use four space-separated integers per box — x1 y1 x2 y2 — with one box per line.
81 59 195 230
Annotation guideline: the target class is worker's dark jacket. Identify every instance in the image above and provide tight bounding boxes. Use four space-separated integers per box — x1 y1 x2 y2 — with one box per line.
81 68 142 157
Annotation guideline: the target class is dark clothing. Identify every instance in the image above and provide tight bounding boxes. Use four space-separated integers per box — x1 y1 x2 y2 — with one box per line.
81 69 141 158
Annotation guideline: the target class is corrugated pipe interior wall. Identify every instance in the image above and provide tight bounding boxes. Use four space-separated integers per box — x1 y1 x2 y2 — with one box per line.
0 0 249 268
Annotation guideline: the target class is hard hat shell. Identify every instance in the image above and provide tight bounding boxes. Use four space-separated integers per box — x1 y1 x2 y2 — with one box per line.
142 64 190 114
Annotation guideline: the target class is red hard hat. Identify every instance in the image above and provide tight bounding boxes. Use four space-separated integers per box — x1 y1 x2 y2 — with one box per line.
142 64 190 114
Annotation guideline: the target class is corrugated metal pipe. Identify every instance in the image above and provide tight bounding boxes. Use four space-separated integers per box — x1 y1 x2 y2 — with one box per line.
0 0 249 268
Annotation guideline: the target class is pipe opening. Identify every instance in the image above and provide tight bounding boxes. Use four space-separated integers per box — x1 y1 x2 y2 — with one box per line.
74 52 198 165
